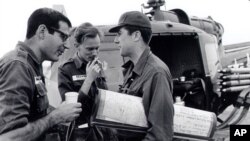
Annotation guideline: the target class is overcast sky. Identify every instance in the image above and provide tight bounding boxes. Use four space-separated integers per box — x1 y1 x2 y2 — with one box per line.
0 0 250 57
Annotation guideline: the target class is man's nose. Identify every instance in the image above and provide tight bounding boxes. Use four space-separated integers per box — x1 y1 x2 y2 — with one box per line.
63 39 70 48
114 36 119 44
92 49 98 56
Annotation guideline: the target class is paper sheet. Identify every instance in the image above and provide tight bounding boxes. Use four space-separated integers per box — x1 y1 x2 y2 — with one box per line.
96 89 148 128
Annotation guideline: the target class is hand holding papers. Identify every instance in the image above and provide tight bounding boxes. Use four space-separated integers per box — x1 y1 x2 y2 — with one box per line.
91 89 217 140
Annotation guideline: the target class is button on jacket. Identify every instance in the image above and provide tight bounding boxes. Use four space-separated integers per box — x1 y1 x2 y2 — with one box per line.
0 42 49 137
119 47 174 141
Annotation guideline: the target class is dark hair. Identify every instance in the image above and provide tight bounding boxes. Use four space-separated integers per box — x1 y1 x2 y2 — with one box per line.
74 22 102 45
123 25 152 44
26 8 72 39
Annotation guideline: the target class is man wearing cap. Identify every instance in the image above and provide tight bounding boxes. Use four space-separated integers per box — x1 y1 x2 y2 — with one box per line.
109 11 174 141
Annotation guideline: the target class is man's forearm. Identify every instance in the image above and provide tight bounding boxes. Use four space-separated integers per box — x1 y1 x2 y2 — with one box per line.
0 113 56 141
79 78 93 95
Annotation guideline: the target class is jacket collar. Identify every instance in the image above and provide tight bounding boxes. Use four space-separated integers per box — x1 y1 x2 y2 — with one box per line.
17 41 41 65
73 52 88 69
122 47 151 76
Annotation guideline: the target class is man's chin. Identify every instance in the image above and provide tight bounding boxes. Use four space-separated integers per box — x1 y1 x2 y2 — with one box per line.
88 57 96 62
120 53 126 57
50 56 59 62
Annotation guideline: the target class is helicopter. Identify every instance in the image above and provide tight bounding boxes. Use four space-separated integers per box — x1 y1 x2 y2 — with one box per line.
48 0 250 136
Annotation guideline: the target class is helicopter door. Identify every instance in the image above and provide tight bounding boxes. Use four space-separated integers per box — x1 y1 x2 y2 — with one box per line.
150 33 207 110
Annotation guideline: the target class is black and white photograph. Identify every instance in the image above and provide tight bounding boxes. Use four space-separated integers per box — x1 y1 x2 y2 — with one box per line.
1 0 250 141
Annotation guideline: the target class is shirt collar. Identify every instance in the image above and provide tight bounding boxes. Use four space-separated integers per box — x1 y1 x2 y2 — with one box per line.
122 47 151 76
73 52 88 69
16 41 41 65
133 47 151 76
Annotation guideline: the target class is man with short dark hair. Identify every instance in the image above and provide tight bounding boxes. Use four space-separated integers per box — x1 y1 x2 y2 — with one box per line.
109 11 174 141
0 8 82 141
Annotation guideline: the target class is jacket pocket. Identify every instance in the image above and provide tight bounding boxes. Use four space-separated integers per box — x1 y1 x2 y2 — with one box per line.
35 82 49 113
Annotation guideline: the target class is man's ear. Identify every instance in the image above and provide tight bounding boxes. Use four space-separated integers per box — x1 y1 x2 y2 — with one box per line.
73 39 79 48
37 24 47 40
132 30 141 42
74 43 79 48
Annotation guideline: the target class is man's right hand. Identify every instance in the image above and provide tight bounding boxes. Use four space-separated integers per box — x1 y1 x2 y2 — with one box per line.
85 58 102 82
49 102 82 124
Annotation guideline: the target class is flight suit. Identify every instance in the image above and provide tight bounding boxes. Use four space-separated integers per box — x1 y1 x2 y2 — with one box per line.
58 53 116 141
0 42 49 141
118 47 174 141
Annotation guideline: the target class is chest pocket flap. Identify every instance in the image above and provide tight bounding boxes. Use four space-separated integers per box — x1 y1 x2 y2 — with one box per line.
35 79 49 112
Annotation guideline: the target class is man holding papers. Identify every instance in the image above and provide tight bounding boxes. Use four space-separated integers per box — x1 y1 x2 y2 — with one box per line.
109 11 174 141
